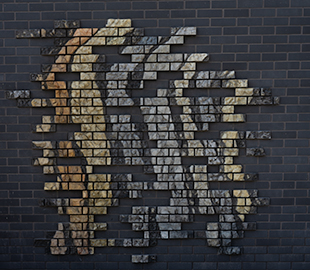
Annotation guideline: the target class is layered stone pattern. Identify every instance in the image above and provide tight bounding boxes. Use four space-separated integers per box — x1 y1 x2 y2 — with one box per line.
10 19 278 261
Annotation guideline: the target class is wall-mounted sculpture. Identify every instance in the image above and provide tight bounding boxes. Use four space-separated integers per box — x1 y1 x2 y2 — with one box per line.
8 19 278 263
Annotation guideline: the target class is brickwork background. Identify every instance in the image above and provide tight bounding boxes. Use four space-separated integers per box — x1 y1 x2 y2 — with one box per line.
1 0 310 269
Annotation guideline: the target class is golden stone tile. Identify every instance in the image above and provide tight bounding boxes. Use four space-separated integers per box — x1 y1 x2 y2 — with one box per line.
106 37 126 45
94 182 110 190
71 81 92 89
90 191 107 198
55 90 69 98
235 88 254 96
70 215 89 223
69 183 85 190
233 190 250 198
223 165 242 173
73 28 93 37
50 64 66 72
90 239 107 247
80 90 101 98
66 37 81 46
89 207 107 215
66 207 82 215
85 37 106 46
70 64 92 72
75 46 92 54
66 46 79 54
68 166 83 174
55 107 70 115
42 81 66 90
55 55 72 64
222 114 245 122
94 199 111 206
88 223 107 231
95 27 118 36
44 182 60 190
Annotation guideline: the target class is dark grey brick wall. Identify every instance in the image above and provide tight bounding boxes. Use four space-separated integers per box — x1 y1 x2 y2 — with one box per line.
1 0 310 269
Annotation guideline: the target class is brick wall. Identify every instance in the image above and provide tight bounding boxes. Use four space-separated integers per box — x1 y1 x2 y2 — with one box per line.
1 1 310 269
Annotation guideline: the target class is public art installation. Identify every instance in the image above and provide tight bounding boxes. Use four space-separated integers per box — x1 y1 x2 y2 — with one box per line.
7 19 278 263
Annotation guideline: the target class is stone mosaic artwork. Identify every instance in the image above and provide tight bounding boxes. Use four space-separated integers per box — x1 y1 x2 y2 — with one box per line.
8 19 279 263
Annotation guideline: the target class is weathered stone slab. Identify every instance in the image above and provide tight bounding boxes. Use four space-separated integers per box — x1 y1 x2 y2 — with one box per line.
54 20 80 29
6 90 30 99
171 27 197 36
16 29 40 38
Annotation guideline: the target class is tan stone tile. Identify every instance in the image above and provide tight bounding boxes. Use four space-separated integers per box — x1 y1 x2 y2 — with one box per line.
73 28 93 37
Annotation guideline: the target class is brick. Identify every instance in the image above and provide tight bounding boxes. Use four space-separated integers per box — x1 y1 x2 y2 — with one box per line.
224 27 248 35
211 18 236 26
212 0 236 8
277 26 301 34
29 3 53 11
250 26 274 35
159 1 184 9
146 10 171 18
198 10 222 17
264 18 288 25
80 3 106 10
132 1 157 9
238 0 263 8
186 1 210 8
251 9 275 17
171 10 195 18
106 2 131 10
224 9 249 17
292 0 310 7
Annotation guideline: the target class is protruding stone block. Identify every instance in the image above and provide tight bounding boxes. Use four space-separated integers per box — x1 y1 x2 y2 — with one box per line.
171 27 197 36
106 19 132 28
132 254 156 264
6 90 30 99
54 20 80 29
16 29 40 38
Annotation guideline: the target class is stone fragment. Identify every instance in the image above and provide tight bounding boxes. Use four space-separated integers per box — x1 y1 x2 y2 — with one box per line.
158 53 183 62
85 37 106 46
6 90 30 99
145 63 169 71
73 28 93 37
106 19 132 28
222 79 248 88
132 36 157 45
246 148 265 157
41 64 66 73
248 97 273 105
41 47 63 56
31 73 55 82
16 29 40 38
251 197 270 206
32 141 56 149
222 114 245 122
196 80 221 88
220 131 244 139
171 27 197 36
54 20 80 29
185 53 209 62
132 254 156 263
246 131 271 140
41 29 66 38
163 36 184 44
152 45 170 54
210 70 235 79
34 124 56 133
235 88 254 96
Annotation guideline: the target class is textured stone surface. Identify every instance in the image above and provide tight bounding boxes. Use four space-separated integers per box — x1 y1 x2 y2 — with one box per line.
7 18 280 264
